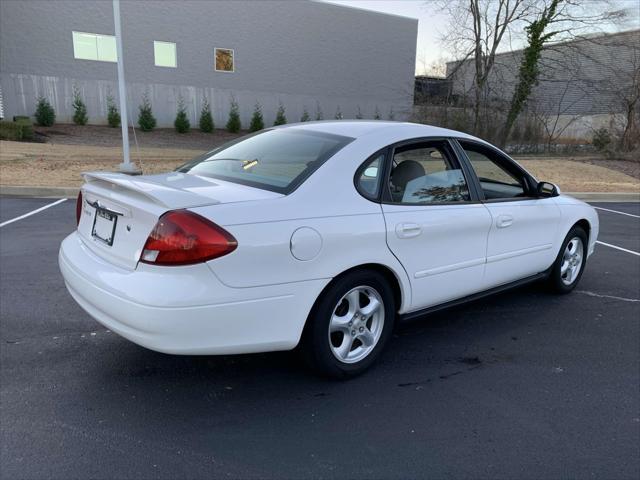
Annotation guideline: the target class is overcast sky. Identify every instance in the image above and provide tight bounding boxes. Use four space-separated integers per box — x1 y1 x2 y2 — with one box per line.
322 0 640 75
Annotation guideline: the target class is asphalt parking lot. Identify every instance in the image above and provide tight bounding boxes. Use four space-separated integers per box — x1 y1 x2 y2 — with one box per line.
1 197 638 479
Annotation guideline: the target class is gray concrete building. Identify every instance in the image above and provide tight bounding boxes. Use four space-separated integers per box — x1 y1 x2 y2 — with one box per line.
445 29 639 140
0 0 417 127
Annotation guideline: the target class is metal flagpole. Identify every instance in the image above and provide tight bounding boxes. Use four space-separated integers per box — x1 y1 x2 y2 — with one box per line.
113 0 137 174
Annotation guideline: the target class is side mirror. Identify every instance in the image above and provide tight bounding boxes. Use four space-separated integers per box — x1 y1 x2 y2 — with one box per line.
537 181 560 197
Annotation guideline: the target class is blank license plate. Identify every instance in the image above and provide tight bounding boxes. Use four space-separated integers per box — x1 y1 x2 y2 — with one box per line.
92 208 118 246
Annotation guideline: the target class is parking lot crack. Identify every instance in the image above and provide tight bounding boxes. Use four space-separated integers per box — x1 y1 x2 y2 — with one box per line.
576 290 640 303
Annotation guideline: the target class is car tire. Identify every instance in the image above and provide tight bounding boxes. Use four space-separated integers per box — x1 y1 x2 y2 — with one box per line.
301 270 396 379
548 226 588 294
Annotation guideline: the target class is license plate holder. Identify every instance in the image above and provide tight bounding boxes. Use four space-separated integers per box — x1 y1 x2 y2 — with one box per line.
91 207 118 246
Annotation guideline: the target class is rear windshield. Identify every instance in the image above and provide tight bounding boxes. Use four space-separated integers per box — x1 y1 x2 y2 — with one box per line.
177 129 353 194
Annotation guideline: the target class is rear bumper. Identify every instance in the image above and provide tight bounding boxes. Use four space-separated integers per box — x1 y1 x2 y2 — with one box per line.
59 232 327 355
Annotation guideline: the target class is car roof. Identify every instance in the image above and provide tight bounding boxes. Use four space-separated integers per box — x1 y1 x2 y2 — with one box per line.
279 120 483 142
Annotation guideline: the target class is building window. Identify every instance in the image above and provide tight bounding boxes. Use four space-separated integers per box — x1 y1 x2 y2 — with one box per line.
215 48 234 72
72 31 117 62
154 41 177 68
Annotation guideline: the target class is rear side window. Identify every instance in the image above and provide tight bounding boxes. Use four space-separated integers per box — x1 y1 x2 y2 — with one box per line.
178 129 353 194
356 152 385 200
387 141 470 204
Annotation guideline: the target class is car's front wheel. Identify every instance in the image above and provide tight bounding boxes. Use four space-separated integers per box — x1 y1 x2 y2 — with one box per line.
548 226 588 293
301 270 395 378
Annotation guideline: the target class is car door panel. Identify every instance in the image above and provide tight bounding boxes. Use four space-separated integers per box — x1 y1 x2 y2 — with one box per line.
482 199 561 287
455 139 562 288
383 202 492 310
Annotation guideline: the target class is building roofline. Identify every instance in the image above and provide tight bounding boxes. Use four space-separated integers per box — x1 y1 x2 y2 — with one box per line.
446 28 640 66
313 0 419 23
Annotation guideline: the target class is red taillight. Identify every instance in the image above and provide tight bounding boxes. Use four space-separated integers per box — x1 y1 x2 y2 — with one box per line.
76 191 83 226
140 210 237 266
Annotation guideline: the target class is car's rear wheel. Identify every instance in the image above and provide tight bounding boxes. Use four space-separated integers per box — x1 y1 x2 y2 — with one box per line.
301 270 395 378
548 226 588 293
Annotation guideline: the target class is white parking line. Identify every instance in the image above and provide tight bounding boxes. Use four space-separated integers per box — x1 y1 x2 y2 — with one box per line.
593 206 640 219
596 240 640 257
0 199 68 228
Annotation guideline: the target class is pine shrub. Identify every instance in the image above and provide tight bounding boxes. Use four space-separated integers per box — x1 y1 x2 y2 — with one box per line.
137 92 156 132
273 102 287 126
300 106 310 122
226 96 241 133
72 85 88 125
34 96 55 127
106 94 120 128
355 106 363 119
334 106 343 120
592 128 611 151
174 96 190 133
315 101 323 121
199 98 214 133
373 106 381 120
249 102 264 132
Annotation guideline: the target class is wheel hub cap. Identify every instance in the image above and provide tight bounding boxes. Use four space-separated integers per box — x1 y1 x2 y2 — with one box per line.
560 237 584 286
328 286 385 364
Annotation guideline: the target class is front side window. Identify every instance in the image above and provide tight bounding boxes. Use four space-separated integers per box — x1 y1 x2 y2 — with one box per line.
178 129 353 194
72 32 117 62
459 141 527 200
215 48 234 72
387 141 470 204
154 41 177 68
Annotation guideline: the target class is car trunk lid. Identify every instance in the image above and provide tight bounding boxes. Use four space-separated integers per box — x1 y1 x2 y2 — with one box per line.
77 171 282 270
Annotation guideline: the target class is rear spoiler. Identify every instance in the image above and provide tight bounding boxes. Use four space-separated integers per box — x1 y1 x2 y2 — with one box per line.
82 172 220 209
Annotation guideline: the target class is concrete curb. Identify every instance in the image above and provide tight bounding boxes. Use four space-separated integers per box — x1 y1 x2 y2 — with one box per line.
0 186 80 198
564 192 640 202
0 185 638 202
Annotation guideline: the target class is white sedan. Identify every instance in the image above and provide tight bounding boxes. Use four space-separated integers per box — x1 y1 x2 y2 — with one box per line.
59 121 599 377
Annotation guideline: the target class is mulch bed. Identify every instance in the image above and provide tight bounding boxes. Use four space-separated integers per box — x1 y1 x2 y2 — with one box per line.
34 124 243 151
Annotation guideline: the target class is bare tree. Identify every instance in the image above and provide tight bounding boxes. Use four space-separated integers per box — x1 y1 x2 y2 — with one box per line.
438 0 534 132
499 0 629 145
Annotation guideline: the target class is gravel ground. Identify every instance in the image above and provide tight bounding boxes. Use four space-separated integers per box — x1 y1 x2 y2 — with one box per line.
1 125 638 193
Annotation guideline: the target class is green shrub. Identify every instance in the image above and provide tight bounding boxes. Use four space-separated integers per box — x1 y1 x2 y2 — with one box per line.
388 107 395 121
0 117 35 141
249 102 264 132
72 85 88 125
334 106 343 120
355 106 363 119
274 102 287 126
174 96 190 133
0 121 23 140
107 94 120 128
592 128 611 151
300 106 310 122
137 92 156 132
199 98 214 133
315 101 323 121
373 106 381 120
34 96 55 126
15 117 34 140
226 96 241 133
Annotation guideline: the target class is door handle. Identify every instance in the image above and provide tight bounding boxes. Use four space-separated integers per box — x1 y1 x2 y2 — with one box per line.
496 214 514 228
396 223 422 239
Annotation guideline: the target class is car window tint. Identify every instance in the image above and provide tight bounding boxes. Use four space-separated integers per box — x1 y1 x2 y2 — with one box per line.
356 153 384 199
388 142 470 204
460 142 526 199
178 129 353 194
